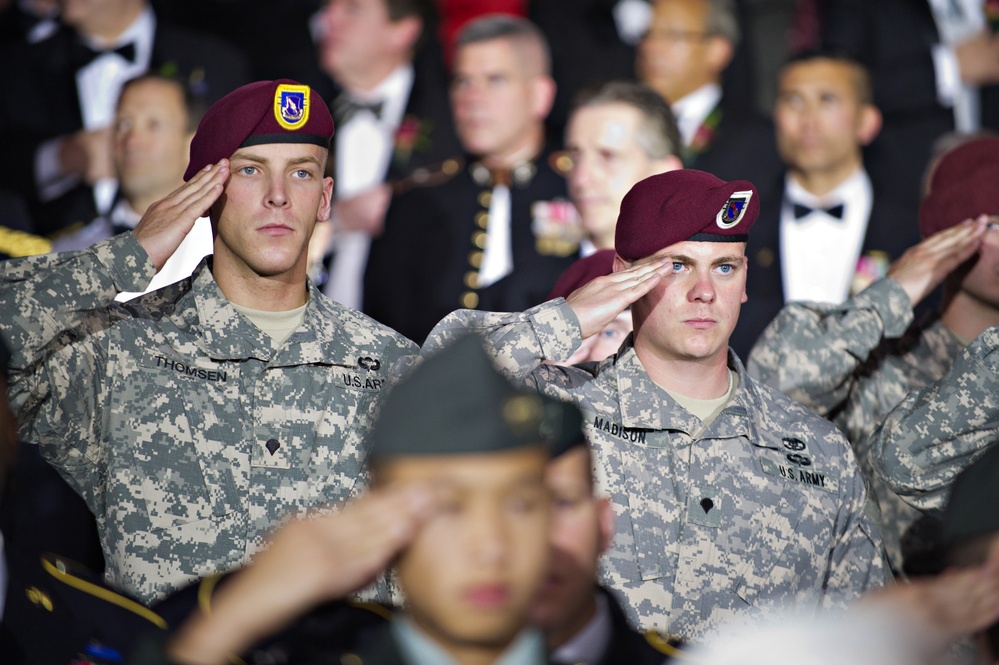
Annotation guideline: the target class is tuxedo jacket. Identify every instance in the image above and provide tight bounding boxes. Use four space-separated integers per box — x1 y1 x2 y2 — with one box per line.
0 18 251 236
687 97 784 203
365 147 578 345
732 174 920 360
822 0 999 213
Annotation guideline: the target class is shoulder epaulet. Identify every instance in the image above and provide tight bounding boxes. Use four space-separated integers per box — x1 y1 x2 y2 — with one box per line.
391 157 464 195
345 599 394 621
41 553 167 629
644 630 692 660
0 225 52 258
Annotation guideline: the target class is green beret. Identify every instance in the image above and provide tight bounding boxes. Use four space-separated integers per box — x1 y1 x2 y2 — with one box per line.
367 334 583 460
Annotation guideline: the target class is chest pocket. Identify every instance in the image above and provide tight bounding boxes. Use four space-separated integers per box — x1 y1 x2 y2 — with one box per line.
112 354 240 531
617 443 679 582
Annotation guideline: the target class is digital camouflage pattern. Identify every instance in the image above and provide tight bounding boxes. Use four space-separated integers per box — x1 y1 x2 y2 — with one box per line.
872 325 999 515
424 300 886 642
0 232 417 604
747 278 966 571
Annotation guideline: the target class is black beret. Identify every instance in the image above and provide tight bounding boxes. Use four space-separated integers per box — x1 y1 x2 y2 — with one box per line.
367 334 583 460
615 169 758 261
184 79 334 181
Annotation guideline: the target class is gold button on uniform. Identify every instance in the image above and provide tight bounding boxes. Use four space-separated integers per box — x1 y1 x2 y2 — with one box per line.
475 211 489 229
468 250 483 268
460 292 479 308
464 271 479 289
756 247 774 268
472 231 488 249
478 191 492 207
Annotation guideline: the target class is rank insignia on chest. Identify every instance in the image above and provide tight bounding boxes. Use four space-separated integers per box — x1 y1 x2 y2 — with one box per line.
531 199 583 257
687 484 723 527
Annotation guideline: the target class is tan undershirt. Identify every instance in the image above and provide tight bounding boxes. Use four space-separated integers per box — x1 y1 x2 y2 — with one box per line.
666 369 738 428
232 301 308 346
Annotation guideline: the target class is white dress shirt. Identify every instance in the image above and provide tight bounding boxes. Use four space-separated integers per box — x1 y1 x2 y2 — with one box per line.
670 82 723 148
324 64 414 310
780 168 873 304
36 7 155 212
927 0 986 132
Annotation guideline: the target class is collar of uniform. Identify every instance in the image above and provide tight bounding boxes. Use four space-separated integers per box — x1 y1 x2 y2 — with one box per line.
468 156 538 188
191 262 283 361
613 344 760 441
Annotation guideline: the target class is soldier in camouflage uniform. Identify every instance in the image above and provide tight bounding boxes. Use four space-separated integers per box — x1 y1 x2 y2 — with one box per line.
0 79 417 604
747 136 999 574
424 169 887 643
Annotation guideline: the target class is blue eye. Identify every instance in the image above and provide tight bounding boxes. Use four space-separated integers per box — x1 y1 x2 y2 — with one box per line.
671 262 684 272
717 264 733 274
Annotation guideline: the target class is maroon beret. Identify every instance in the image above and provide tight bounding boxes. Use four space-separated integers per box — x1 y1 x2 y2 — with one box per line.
614 169 758 261
184 79 334 181
548 249 616 300
919 136 999 238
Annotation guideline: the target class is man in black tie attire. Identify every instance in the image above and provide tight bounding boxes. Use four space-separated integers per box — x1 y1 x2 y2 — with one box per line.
308 0 459 311
732 50 917 359
0 0 251 239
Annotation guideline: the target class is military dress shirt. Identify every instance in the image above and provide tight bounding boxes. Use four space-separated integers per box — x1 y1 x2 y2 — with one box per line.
424 301 886 642
747 278 966 571
872 325 999 514
0 232 417 603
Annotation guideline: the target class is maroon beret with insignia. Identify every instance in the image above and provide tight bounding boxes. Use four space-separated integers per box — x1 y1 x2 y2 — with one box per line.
548 249 616 300
614 169 758 261
184 79 334 181
919 136 999 238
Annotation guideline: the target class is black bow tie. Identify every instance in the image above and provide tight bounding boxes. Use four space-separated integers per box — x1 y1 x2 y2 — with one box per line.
72 39 136 68
792 202 844 220
331 94 384 125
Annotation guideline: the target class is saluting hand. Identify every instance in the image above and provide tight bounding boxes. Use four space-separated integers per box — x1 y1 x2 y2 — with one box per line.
886 216 989 307
566 258 671 338
133 160 229 271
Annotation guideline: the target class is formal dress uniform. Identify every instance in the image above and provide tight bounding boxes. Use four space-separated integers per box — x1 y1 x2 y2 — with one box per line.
422 299 886 642
746 278 962 573
871 325 999 518
364 147 581 344
0 232 417 604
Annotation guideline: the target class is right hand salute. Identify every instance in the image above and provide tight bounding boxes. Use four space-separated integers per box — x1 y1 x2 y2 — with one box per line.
133 160 229 270
886 215 989 307
566 258 670 338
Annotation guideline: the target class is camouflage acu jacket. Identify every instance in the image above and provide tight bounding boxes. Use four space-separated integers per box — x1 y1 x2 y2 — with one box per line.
0 233 417 604
746 278 965 571
872 325 999 515
425 300 886 642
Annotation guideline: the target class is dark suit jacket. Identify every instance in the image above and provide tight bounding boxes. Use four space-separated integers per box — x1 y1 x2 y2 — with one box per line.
597 586 680 665
365 147 578 345
687 97 783 203
733 173 920 360
0 17 251 236
822 0 999 215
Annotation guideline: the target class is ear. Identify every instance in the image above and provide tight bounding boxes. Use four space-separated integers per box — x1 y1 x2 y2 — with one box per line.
531 75 557 121
740 254 748 304
650 154 684 177
706 36 734 75
317 176 334 223
390 15 423 55
596 497 615 555
856 104 882 146
612 253 630 274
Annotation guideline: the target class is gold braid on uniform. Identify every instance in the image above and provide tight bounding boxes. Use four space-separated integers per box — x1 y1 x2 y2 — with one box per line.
644 630 693 659
41 554 168 629
391 157 464 196
196 575 248 665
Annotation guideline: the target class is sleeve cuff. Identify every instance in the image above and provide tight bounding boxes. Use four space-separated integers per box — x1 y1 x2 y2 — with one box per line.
527 299 583 363
91 232 157 294
854 278 915 339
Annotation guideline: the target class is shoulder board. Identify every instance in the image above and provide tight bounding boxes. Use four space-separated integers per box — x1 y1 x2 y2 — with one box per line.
345 599 394 621
645 630 692 660
0 225 52 258
391 157 464 195
41 553 167 629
